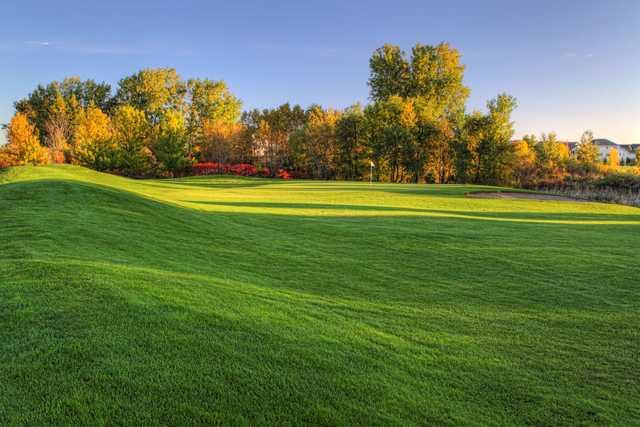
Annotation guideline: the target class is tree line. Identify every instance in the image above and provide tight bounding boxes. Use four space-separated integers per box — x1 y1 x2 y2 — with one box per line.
1 43 638 184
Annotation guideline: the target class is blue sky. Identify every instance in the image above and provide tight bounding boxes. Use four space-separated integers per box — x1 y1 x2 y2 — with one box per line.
1 0 638 143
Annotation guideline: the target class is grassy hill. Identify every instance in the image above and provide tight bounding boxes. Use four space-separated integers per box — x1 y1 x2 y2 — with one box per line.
1 165 639 425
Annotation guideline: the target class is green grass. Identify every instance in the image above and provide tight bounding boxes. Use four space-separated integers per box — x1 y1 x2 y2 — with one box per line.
1 164 639 426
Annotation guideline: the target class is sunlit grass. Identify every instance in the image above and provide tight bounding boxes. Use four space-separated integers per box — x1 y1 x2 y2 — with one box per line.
1 165 639 425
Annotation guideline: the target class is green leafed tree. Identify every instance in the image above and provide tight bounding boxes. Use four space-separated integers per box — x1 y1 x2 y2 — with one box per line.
71 105 115 171
364 96 419 182
368 42 469 115
576 130 600 173
335 104 368 180
408 43 470 114
475 93 518 184
153 110 190 176
242 104 306 174
290 105 341 179
187 79 242 125
14 77 111 145
111 105 153 176
368 45 410 101
535 132 570 181
114 68 187 123
454 94 517 185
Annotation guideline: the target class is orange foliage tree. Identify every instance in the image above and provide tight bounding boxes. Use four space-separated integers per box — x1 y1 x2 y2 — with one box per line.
2 113 49 166
511 140 537 186
200 119 246 164
71 106 115 170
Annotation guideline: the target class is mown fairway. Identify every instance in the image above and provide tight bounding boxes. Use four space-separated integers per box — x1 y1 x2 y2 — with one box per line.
1 165 639 425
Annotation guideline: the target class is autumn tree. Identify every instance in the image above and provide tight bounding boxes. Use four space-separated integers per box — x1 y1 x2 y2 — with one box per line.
607 148 620 169
368 45 410 101
14 77 111 145
335 104 368 180
71 106 114 170
408 43 469 114
535 132 569 181
290 105 341 179
367 42 470 183
187 79 242 125
3 113 49 165
365 96 418 182
511 141 537 186
424 118 456 183
369 42 469 113
43 94 72 163
243 104 306 174
453 112 486 183
153 110 190 175
114 68 186 123
186 78 243 157
200 119 245 165
522 134 538 148
111 105 153 176
575 130 599 174
455 94 517 184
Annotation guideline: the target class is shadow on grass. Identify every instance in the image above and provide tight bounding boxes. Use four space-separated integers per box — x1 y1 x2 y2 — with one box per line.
185 200 640 224
2 177 639 226
153 175 287 190
155 176 490 197
2 177 640 425
3 178 640 320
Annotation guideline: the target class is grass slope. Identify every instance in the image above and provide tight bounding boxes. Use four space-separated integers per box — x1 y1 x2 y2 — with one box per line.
1 165 639 425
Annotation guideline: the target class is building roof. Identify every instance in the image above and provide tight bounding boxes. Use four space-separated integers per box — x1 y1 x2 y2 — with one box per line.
593 138 617 146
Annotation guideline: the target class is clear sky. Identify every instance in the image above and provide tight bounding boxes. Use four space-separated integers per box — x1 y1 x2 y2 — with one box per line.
1 0 638 144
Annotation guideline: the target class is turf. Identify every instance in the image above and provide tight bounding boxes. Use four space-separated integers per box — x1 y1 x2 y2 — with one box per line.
1 164 639 425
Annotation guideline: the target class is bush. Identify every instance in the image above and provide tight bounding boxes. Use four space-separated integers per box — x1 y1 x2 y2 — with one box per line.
193 162 278 178
0 155 9 169
192 162 228 175
534 172 640 207
593 173 640 192
191 163 303 180
229 163 258 176
277 169 293 180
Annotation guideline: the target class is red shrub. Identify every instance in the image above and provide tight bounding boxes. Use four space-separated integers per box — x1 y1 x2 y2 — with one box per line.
229 163 258 176
192 163 298 180
277 169 293 180
192 162 229 175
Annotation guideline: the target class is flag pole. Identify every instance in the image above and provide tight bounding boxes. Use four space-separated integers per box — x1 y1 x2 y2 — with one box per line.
370 161 374 185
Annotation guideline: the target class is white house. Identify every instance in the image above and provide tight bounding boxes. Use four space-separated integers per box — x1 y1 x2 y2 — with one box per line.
592 139 637 164
560 139 637 165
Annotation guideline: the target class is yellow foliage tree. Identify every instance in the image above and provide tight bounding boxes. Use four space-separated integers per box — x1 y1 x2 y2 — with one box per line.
426 118 455 184
535 133 568 181
290 106 341 179
3 113 49 166
511 140 537 185
557 143 570 163
72 106 114 170
44 93 71 163
111 105 153 176
608 148 620 169
152 110 190 175
201 118 245 164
